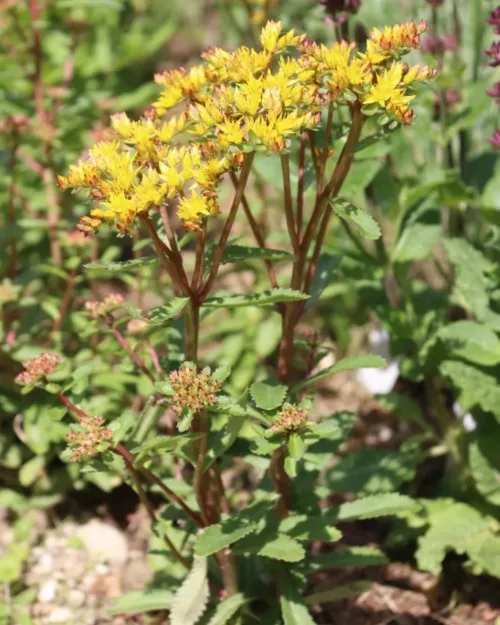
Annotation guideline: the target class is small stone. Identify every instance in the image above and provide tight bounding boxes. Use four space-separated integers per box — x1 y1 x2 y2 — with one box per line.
39 552 54 571
48 607 72 623
76 520 128 566
68 589 85 608
38 579 58 603
95 562 109 576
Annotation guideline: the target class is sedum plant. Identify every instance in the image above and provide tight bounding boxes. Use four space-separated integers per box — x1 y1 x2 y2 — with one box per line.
18 18 436 623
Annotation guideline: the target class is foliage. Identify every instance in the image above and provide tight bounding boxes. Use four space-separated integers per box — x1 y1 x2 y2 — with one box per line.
2 0 500 622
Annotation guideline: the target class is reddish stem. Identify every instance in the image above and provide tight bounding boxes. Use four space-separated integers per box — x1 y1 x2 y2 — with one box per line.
106 317 156 384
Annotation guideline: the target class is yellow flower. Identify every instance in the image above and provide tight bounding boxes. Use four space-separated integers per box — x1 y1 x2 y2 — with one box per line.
362 63 405 106
260 21 303 54
177 190 217 229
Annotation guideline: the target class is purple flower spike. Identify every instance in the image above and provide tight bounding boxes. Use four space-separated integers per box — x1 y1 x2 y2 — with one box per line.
488 7 500 35
487 81 500 102
489 129 500 148
485 41 500 67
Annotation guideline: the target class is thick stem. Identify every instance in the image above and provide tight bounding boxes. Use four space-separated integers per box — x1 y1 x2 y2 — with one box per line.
51 266 78 335
183 301 200 362
200 152 255 299
270 447 290 518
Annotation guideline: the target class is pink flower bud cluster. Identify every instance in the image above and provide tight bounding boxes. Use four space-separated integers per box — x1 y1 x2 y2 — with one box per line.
421 34 456 56
15 353 60 386
66 415 113 462
168 365 220 414
85 293 124 318
269 404 309 434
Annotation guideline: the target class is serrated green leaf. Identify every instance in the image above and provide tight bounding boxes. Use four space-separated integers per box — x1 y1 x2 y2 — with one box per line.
329 493 419 522
440 360 500 419
469 422 500 506
207 594 247 625
131 434 200 462
304 547 388 573
234 531 305 562
195 500 274 556
437 321 500 367
416 499 500 577
292 355 386 392
136 298 190 324
85 256 157 272
279 515 342 542
306 253 343 308
331 199 381 240
327 444 422 494
443 238 493 319
170 555 209 625
221 244 295 264
109 590 173 614
250 382 287 411
203 289 309 309
280 571 317 625
305 581 371 605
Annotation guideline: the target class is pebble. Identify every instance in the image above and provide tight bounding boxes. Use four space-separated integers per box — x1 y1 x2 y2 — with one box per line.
48 606 72 623
68 589 86 608
76 520 129 566
38 579 58 603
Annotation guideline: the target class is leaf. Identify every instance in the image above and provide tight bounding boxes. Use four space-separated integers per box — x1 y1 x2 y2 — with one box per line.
305 581 371 605
288 434 305 461
375 393 426 426
304 547 388 573
19 457 44 487
392 224 441 263
109 590 173 614
292 355 386 392
280 570 317 625
440 360 500 419
469 422 500 506
331 199 381 240
326 446 422 494
250 382 287 411
329 493 419 522
306 253 342 308
416 499 500 577
170 555 209 625
443 238 493 319
279 515 342 542
131 434 200 462
234 532 305 562
135 298 190 324
207 594 247 625
436 321 500 367
203 289 309 309
84 256 157 272
194 500 275 556
221 244 295 264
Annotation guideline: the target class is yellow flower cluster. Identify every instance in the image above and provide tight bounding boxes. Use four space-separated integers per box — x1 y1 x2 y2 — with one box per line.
59 20 434 233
